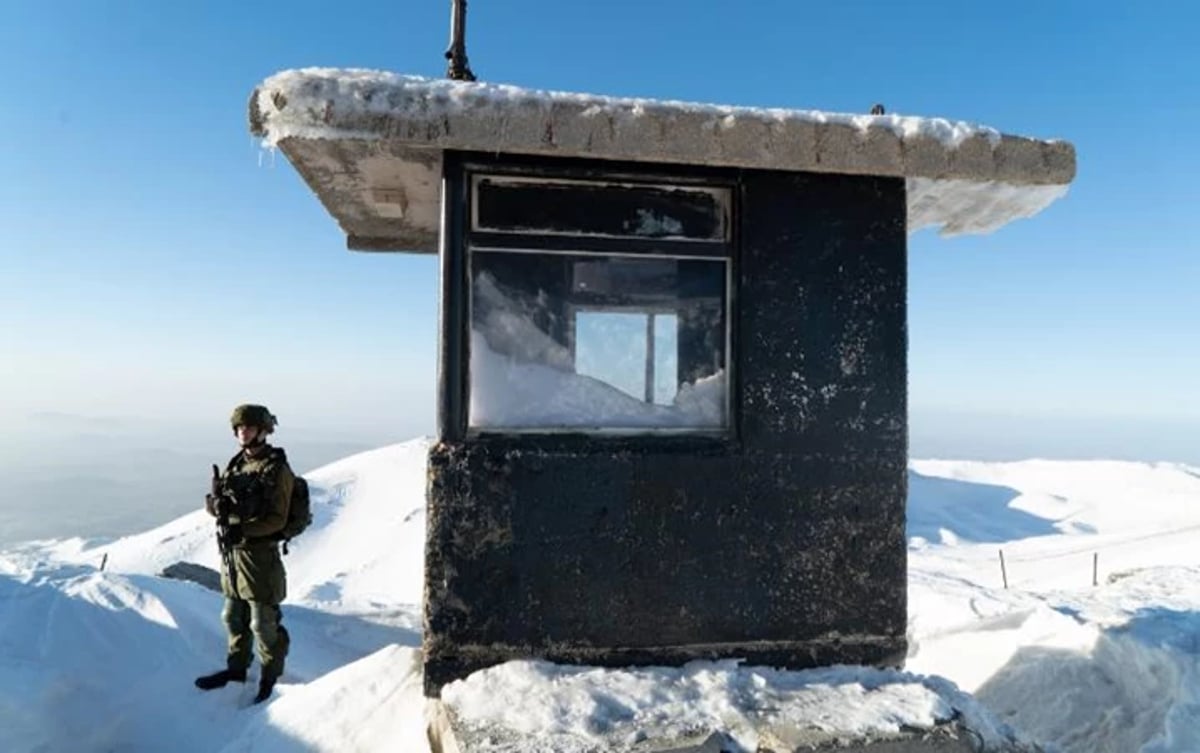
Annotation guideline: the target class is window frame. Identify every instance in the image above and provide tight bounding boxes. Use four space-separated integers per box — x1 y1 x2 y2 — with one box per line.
440 153 739 440
470 173 732 243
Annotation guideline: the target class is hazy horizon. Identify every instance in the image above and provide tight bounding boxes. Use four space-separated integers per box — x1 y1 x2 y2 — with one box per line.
4 2 1197 548
0 410 421 549
2 404 1197 551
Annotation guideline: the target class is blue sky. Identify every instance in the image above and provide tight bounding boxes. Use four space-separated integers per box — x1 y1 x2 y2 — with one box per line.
2 0 1197 460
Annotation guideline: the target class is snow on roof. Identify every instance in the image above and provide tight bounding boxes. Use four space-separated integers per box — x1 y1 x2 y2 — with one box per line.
252 69 1012 150
249 68 1076 247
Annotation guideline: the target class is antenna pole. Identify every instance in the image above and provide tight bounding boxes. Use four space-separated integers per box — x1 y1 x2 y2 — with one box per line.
445 0 477 81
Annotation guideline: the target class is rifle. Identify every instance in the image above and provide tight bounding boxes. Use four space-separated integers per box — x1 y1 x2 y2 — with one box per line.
210 464 242 597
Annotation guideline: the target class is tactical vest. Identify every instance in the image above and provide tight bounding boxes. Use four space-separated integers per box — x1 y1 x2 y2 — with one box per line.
222 448 280 523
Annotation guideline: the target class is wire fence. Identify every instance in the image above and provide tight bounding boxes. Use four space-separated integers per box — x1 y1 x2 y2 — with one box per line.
991 520 1200 589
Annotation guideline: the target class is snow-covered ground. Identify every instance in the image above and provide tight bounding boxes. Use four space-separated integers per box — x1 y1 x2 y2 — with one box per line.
0 441 431 753
3 440 1200 752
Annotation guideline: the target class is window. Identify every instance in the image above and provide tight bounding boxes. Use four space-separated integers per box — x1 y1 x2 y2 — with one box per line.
472 175 728 241
575 310 678 406
464 170 732 433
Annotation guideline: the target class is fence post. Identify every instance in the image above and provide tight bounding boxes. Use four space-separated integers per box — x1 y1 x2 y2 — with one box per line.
1093 552 1098 587
100 553 108 572
999 549 1008 590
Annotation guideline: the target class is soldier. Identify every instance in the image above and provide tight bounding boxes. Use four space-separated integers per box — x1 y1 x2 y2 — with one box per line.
195 403 294 704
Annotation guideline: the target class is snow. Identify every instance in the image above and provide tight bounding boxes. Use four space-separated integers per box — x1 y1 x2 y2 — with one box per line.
4 442 1200 751
632 207 685 237
252 68 1073 238
469 271 726 429
905 459 1200 752
228 645 428 753
907 177 1071 236
470 331 726 429
0 440 431 753
441 660 1022 752
253 68 1003 151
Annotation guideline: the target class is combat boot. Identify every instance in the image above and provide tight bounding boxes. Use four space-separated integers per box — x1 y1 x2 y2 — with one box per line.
194 667 247 690
252 671 278 704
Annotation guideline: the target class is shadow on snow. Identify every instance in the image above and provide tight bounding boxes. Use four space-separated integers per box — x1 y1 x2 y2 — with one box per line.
907 471 1060 544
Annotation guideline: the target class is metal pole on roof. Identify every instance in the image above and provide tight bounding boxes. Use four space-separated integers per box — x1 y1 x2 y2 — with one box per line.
445 0 477 81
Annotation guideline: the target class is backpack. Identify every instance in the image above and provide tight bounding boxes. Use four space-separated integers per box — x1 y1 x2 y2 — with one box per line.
223 446 312 553
272 448 312 554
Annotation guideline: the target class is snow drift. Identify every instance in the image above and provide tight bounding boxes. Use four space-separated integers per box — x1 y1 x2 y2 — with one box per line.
3 445 1200 751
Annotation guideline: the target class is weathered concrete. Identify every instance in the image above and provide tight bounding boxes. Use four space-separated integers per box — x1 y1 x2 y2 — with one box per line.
429 700 1044 753
424 168 908 694
430 702 734 753
758 721 1041 752
279 138 443 251
248 70 1076 250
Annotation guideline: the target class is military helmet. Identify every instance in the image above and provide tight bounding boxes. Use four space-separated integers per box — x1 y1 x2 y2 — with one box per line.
230 404 277 433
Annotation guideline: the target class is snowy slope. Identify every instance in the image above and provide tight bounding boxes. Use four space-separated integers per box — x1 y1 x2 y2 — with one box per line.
0 439 431 753
905 459 1200 752
3 446 1200 752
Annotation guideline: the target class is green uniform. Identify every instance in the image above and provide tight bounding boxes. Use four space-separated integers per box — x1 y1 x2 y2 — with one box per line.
209 444 294 680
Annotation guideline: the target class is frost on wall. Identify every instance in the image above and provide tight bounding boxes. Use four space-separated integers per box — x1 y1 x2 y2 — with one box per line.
629 208 685 238
468 271 726 430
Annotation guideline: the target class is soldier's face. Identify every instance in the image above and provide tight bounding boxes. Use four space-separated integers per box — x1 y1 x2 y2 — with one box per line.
234 424 260 446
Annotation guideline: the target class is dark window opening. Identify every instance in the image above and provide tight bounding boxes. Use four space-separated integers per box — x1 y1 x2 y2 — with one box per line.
464 169 733 433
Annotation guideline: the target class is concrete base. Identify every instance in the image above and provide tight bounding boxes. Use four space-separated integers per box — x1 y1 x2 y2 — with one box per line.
759 723 1011 752
428 701 1043 753
429 703 732 752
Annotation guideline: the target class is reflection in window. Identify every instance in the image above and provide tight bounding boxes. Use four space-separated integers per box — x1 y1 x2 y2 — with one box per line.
575 312 649 403
468 253 727 431
653 313 679 405
574 311 681 407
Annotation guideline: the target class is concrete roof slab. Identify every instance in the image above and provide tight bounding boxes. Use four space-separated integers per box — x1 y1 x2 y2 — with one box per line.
250 69 1076 251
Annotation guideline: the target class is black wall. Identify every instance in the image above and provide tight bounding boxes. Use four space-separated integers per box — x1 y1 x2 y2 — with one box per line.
424 162 907 696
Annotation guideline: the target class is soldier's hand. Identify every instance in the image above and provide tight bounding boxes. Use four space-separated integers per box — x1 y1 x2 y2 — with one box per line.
207 464 223 517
